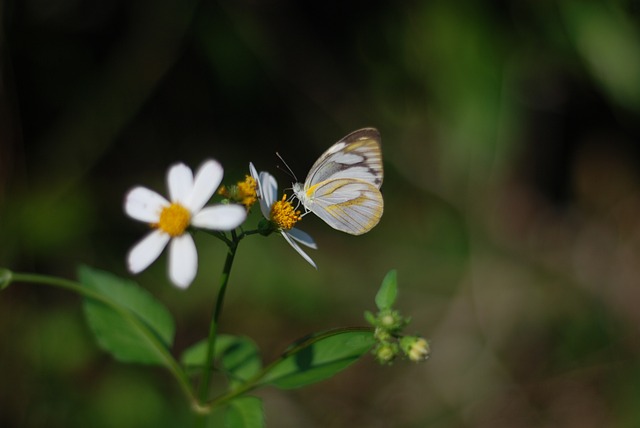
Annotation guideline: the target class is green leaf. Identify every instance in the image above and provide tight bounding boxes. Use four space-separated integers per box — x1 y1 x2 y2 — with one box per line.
221 337 262 388
364 310 377 326
78 265 175 365
260 328 374 389
375 269 398 311
225 397 264 428
181 335 261 387
181 335 234 367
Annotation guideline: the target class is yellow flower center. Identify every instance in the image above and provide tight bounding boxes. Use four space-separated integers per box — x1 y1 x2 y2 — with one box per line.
155 203 191 237
237 175 257 208
217 176 257 209
270 195 301 230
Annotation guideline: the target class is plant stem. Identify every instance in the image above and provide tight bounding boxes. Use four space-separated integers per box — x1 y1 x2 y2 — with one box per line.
197 232 238 403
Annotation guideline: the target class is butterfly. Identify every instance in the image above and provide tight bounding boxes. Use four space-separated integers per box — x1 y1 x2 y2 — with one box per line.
292 128 383 235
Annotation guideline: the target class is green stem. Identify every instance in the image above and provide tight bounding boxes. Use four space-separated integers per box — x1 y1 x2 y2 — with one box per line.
197 233 238 403
6 271 197 406
237 229 262 240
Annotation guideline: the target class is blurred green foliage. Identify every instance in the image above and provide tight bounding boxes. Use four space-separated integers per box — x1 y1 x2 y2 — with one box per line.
3 0 640 427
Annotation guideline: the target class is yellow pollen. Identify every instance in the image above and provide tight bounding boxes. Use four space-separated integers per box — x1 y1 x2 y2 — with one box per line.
217 185 229 197
237 175 257 208
270 194 301 230
217 176 257 209
154 203 191 237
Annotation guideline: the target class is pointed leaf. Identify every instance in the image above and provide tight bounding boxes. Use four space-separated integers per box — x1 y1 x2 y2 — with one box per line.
260 329 374 389
181 335 236 367
78 266 175 365
364 310 377 326
221 337 262 387
225 397 264 428
375 270 398 311
181 335 261 386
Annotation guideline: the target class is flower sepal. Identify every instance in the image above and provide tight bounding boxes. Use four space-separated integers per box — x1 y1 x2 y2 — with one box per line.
258 218 277 236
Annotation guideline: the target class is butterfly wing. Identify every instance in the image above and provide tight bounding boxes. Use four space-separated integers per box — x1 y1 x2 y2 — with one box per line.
305 178 383 235
305 128 383 189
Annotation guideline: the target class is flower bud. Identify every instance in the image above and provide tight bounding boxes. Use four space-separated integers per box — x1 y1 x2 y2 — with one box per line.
374 326 392 342
400 336 430 362
257 218 276 236
374 342 399 365
377 309 408 332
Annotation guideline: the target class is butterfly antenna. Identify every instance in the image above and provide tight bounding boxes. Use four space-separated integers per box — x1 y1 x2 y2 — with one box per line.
276 152 298 182
276 152 301 202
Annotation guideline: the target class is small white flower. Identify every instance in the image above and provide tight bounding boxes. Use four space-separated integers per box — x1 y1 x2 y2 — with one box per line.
125 159 246 288
250 163 317 268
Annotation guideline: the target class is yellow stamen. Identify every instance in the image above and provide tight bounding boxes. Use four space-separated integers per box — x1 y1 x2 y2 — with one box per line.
217 185 229 197
153 203 191 237
217 176 257 209
237 175 257 208
270 194 301 230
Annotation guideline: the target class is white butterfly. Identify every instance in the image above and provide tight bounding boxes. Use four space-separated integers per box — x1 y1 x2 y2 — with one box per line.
292 128 383 235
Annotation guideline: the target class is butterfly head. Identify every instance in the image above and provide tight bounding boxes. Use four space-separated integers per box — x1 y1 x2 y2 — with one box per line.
292 182 312 211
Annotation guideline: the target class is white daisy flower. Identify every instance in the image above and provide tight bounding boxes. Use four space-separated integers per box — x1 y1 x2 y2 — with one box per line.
125 159 246 288
249 163 317 268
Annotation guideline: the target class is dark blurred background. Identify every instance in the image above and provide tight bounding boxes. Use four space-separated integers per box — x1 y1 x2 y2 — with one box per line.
3 0 640 427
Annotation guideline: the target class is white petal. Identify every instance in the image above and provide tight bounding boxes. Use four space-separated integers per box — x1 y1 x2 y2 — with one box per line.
258 198 271 220
168 234 197 289
249 162 259 184
287 227 318 249
167 163 194 204
192 204 246 230
250 163 276 215
187 159 223 213
257 171 278 219
124 187 168 223
259 171 278 205
127 230 170 273
249 162 268 212
249 162 270 201
282 231 317 269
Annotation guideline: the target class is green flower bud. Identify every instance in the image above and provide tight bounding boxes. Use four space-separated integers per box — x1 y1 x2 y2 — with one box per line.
377 309 408 332
374 326 392 342
400 336 430 362
373 342 399 365
257 218 276 236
